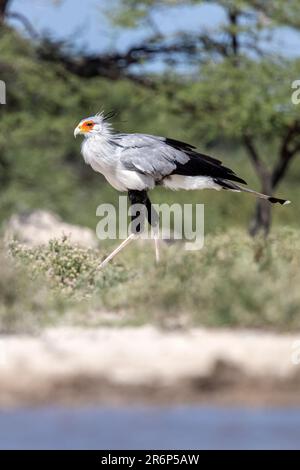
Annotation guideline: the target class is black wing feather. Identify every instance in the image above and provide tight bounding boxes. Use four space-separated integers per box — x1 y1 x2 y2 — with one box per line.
164 138 247 185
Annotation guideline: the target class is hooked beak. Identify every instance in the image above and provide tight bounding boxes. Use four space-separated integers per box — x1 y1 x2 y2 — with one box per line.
74 125 81 138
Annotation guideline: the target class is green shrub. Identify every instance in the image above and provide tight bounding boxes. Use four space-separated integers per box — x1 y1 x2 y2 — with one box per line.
0 246 64 333
3 228 300 332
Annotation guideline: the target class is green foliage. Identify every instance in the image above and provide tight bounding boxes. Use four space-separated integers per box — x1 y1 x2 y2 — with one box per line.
97 227 300 330
109 0 300 149
0 245 64 333
108 0 300 236
0 14 298 235
110 0 300 30
0 28 178 226
3 227 300 332
176 58 300 143
9 237 129 296
0 2 299 336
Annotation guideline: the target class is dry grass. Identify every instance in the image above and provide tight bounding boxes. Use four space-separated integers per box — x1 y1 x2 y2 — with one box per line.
2 227 300 333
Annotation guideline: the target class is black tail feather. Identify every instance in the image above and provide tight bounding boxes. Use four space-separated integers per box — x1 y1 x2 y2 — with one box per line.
215 179 291 206
268 196 290 205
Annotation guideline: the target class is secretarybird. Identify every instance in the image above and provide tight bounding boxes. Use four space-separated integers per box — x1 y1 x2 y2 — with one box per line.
74 112 290 267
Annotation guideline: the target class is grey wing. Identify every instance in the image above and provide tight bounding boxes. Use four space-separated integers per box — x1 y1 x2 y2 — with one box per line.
114 133 247 185
114 134 189 180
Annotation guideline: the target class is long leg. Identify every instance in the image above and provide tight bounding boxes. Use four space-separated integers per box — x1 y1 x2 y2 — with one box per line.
99 190 161 269
128 190 148 235
144 196 160 262
142 194 161 263
129 190 160 262
99 190 152 269
98 233 137 269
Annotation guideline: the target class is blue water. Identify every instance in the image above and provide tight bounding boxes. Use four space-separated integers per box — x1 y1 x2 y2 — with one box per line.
0 406 300 450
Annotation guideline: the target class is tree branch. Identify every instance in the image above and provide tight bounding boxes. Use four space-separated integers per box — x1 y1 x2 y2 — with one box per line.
271 123 300 189
228 7 239 56
36 37 197 81
271 150 294 190
198 33 230 57
243 134 269 181
7 11 39 39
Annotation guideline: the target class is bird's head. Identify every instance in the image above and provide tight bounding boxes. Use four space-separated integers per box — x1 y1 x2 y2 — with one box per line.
74 112 114 138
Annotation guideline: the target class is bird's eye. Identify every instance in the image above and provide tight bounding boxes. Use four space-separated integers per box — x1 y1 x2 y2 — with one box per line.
86 122 93 127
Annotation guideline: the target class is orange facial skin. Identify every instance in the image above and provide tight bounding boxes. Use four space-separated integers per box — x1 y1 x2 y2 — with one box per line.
79 120 95 133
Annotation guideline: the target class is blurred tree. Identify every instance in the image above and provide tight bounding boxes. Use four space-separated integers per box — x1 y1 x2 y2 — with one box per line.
107 0 300 234
0 0 10 23
0 0 38 37
0 0 9 15
1 0 300 234
175 58 300 235
0 25 181 227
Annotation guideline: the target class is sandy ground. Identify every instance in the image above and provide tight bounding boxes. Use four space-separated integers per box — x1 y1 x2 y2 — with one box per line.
1 326 300 408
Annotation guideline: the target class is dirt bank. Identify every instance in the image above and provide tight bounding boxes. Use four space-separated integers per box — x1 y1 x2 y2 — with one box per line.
0 326 300 408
